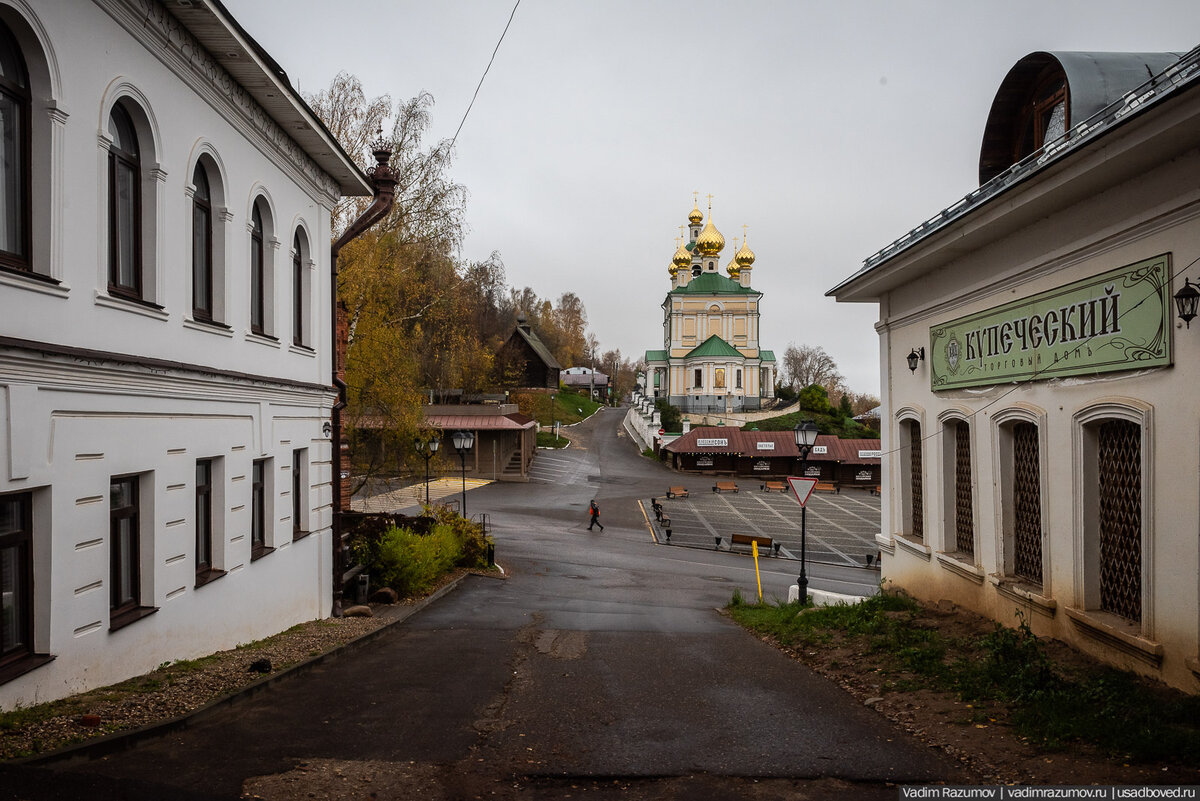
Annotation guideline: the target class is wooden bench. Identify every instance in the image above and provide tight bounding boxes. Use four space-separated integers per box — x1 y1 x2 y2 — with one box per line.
666 486 688 499
761 480 786 492
814 481 839 494
712 480 739 493
730 533 773 553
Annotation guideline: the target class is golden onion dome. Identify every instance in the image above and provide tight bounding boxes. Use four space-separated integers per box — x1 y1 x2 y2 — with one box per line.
672 239 691 271
725 239 741 277
694 218 725 257
735 236 756 268
687 202 704 225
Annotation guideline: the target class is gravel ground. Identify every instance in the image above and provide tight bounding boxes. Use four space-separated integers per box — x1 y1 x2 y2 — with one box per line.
0 570 471 762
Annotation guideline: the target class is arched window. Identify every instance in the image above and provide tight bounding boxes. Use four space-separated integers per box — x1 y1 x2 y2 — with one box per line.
250 204 264 334
0 20 30 272
107 104 141 298
192 162 212 320
292 230 305 346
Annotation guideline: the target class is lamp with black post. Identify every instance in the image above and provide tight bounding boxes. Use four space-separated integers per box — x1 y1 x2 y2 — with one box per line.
414 434 440 507
793 419 819 604
451 429 475 518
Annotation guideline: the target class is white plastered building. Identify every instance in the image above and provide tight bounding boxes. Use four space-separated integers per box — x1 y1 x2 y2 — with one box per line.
831 47 1200 691
0 0 371 707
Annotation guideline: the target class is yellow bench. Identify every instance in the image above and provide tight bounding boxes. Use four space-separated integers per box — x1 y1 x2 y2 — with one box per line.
713 480 739 493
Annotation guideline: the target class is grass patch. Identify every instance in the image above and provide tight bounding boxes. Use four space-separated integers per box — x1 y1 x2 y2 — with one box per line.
727 592 1200 764
536 431 569 448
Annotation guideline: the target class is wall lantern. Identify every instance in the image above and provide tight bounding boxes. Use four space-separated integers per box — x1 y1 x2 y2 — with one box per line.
322 420 332 438
1175 279 1200 328
906 347 926 373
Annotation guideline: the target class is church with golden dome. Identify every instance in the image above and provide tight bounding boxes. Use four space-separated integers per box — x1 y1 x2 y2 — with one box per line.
644 196 777 415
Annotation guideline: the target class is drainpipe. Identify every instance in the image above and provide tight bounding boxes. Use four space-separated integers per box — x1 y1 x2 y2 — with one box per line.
329 134 397 616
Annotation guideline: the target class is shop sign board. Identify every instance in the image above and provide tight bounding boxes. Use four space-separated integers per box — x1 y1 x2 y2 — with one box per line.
696 456 714 467
753 460 771 471
811 446 827 454
697 438 728 447
930 255 1172 390
858 450 882 459
756 442 775 451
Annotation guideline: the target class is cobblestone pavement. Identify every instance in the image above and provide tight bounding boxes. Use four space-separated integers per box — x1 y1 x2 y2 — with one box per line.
647 482 882 569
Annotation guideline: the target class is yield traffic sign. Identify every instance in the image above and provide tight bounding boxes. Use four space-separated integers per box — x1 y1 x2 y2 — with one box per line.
787 476 819 508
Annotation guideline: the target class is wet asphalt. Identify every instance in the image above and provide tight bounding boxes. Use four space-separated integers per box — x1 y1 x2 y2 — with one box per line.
1 407 968 799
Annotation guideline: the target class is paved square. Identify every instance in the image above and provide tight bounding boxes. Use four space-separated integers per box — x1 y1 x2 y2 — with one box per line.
649 482 881 567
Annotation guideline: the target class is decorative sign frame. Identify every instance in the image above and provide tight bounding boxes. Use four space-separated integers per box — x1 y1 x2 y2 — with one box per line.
929 255 1172 390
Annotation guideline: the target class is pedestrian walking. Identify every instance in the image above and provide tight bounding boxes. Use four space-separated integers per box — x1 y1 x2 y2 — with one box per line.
588 499 604 531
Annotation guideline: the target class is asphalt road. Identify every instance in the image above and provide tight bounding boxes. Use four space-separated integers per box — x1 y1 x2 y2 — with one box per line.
6 407 968 799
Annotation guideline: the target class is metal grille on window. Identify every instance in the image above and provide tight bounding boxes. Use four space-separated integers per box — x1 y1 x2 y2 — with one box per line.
954 421 973 556
909 421 923 541
1012 422 1042 584
1098 419 1141 622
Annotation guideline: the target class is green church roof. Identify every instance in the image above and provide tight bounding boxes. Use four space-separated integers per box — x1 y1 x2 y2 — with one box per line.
685 335 743 359
669 272 755 295
644 349 669 362
759 349 776 362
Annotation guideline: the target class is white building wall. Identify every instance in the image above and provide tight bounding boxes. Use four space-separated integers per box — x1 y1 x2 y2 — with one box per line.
0 0 346 707
875 146 1200 690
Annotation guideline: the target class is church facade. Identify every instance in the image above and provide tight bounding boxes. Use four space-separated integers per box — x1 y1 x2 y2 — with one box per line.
644 199 776 415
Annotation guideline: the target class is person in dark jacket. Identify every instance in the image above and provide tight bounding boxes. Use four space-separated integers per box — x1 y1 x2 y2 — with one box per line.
588 499 604 531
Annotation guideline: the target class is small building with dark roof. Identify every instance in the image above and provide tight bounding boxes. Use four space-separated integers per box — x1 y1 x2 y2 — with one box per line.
498 316 561 390
663 427 881 486
829 45 1200 690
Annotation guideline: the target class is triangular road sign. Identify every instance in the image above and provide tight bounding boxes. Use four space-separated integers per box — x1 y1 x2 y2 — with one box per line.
787 476 819 508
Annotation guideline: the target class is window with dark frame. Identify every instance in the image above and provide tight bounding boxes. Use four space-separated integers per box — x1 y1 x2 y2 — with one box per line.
292 232 304 345
907 420 924 542
250 459 269 559
953 420 974 557
250 204 264 334
109 476 141 617
0 492 32 668
694 368 702 388
1014 71 1067 164
1011 422 1043 585
1097 419 1142 623
192 163 213 321
107 104 142 299
195 459 213 576
292 449 306 538
0 20 31 274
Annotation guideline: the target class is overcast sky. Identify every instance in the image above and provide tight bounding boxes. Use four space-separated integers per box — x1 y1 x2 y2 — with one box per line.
223 0 1200 395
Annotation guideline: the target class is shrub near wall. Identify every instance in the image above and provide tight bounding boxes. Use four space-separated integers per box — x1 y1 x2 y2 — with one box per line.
350 509 491 597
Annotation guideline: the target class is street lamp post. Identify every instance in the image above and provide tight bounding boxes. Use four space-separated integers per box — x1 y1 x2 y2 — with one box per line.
451 429 475 518
414 435 440 507
793 420 819 605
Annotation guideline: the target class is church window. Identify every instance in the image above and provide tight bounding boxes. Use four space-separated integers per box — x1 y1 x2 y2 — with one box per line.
736 370 742 389
694 368 702 389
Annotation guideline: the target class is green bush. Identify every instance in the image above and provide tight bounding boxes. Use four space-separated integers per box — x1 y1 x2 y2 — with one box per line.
350 510 491 598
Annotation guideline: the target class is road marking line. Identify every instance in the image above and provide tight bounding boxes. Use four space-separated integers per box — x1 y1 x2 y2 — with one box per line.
637 500 656 544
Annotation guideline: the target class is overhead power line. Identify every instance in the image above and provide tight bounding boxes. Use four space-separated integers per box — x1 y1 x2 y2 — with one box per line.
450 0 521 151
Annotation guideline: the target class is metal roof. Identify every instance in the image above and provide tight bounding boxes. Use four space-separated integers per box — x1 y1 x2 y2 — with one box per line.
829 45 1200 298
171 0 371 196
664 428 880 463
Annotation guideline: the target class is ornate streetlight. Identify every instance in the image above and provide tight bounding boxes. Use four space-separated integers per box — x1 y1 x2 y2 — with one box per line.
793 419 819 604
414 435 440 507
451 429 476 517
